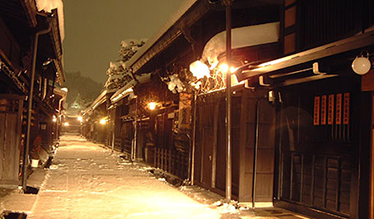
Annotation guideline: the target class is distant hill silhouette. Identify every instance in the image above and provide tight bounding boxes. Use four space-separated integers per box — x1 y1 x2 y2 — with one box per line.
63 71 103 110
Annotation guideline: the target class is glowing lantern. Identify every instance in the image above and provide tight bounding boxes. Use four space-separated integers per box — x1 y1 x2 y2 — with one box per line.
219 63 229 73
148 102 156 110
100 118 107 125
218 63 238 74
189 60 210 79
352 55 371 75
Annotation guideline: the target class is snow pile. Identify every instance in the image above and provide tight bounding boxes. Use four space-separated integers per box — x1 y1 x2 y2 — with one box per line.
166 74 184 94
201 22 279 68
119 39 145 63
35 0 65 41
104 39 146 92
104 61 133 91
213 200 240 214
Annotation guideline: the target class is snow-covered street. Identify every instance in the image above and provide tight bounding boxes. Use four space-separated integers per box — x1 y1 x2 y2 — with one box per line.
0 135 311 219
26 134 222 218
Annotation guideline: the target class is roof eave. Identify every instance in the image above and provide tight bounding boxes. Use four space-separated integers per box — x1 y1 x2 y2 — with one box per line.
236 30 374 81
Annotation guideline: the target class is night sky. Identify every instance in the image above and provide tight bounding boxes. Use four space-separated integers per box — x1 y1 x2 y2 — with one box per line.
63 0 186 83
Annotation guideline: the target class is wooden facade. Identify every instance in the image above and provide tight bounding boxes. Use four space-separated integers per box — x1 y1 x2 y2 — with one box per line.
193 88 276 203
274 77 362 218
83 0 374 218
0 95 24 187
0 0 65 188
82 90 113 145
235 0 374 218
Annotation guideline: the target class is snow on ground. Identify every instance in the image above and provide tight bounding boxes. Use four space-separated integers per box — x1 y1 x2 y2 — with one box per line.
27 134 223 219
1 134 311 219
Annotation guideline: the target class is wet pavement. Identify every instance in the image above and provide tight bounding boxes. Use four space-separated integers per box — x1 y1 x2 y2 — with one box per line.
0 135 312 219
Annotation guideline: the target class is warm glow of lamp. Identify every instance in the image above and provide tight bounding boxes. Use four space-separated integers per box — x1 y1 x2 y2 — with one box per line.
100 118 107 125
148 102 156 110
230 66 238 73
218 63 237 74
52 115 57 122
77 116 83 122
63 122 69 126
189 60 210 79
219 63 229 73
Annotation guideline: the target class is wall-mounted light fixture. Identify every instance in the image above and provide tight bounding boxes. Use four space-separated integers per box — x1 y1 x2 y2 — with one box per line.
352 51 372 75
100 117 107 125
148 102 156 111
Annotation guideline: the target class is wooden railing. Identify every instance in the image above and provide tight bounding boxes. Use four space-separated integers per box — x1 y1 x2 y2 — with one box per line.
154 147 189 180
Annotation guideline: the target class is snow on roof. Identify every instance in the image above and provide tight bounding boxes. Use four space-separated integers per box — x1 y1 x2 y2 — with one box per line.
35 0 65 41
110 73 151 104
126 0 198 68
202 22 280 67
91 90 107 110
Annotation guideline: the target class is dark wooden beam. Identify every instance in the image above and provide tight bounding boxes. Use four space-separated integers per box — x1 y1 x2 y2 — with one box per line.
237 30 374 81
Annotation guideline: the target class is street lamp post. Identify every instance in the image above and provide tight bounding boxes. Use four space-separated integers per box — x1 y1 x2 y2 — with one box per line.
191 0 233 202
222 0 233 203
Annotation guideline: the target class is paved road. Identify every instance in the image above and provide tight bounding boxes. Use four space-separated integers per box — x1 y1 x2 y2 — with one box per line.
28 135 222 219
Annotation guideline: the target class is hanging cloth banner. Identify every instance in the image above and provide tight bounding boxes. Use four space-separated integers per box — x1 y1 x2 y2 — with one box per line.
336 93 342 125
343 92 350 125
328 94 334 125
313 96 320 125
321 95 327 125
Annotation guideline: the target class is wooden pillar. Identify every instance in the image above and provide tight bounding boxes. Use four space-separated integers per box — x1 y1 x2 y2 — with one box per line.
238 90 248 201
211 103 219 188
370 93 374 219
362 70 374 218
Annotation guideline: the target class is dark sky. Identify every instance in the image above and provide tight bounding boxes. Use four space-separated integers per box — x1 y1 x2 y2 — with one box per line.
63 0 186 83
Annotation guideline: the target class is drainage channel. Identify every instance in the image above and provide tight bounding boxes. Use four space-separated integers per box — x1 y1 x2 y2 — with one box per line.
1 211 27 219
24 186 39 195
0 156 54 218
43 156 53 169
23 154 54 195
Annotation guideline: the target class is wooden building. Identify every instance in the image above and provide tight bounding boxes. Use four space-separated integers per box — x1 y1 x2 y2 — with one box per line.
87 0 374 218
82 90 113 145
0 0 65 188
104 0 283 195
234 0 374 218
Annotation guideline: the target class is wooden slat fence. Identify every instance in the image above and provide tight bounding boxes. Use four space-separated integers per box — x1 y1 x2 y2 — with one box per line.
154 147 189 180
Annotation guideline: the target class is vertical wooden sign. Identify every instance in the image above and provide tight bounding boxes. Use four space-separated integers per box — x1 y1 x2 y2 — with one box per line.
328 94 334 125
321 95 327 125
179 93 192 130
314 96 320 125
336 93 342 125
343 93 350 125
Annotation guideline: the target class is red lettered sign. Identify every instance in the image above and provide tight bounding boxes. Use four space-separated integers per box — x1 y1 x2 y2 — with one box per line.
336 93 342 125
328 94 334 125
321 95 327 125
343 93 350 125
314 96 320 125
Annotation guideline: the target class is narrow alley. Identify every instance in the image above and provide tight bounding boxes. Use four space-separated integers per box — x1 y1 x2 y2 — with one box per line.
1 135 311 219
28 134 223 219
